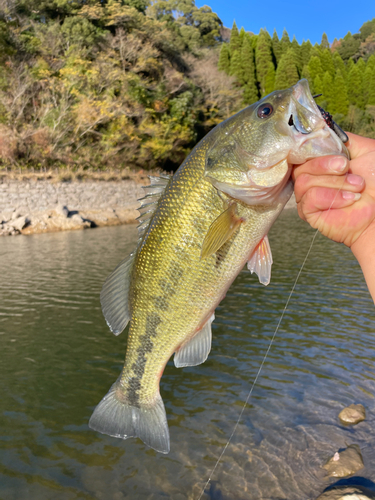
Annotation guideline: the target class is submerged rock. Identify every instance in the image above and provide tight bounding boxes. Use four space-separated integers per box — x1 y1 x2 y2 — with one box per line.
323 444 364 477
316 484 375 499
339 404 366 425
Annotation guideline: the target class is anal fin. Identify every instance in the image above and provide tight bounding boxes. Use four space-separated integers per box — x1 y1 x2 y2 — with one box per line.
247 235 273 286
174 314 214 368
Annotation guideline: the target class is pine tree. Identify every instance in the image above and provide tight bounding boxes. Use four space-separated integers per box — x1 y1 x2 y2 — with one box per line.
313 74 323 95
367 66 375 105
332 51 347 81
367 54 375 71
322 71 334 109
320 48 335 77
264 62 275 94
346 58 355 74
280 28 291 55
218 43 231 74
243 82 258 105
229 21 241 56
307 56 324 89
331 70 349 115
347 63 364 108
301 65 313 90
320 32 329 49
363 64 372 104
356 57 366 90
300 40 312 67
241 34 255 85
239 26 246 45
272 29 282 64
274 48 299 89
255 29 274 96
291 36 302 73
230 49 242 81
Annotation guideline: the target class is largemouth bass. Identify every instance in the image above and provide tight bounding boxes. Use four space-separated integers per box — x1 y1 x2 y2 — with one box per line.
89 80 348 453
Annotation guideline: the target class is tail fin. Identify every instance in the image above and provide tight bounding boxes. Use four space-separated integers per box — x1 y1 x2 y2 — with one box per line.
89 382 170 454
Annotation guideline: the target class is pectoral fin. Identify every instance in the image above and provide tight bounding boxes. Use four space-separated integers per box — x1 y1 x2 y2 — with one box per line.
201 204 242 259
247 235 273 286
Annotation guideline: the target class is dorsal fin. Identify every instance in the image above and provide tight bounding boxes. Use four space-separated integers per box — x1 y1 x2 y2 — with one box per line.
137 174 171 240
100 174 171 336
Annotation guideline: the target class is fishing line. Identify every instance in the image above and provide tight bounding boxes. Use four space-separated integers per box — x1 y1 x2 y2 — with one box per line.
197 175 348 500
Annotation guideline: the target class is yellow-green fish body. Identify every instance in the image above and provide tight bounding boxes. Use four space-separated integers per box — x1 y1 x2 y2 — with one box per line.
89 80 349 453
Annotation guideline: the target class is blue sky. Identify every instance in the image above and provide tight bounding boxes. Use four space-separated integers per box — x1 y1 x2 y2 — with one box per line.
199 0 374 45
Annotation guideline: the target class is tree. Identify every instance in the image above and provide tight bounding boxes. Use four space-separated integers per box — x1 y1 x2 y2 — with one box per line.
367 66 375 105
229 20 241 56
272 29 282 64
359 18 375 41
307 56 324 90
230 49 241 81
322 71 334 110
291 36 302 72
243 81 258 105
336 32 361 60
241 34 258 102
363 63 372 105
218 43 230 74
332 51 347 81
356 57 366 87
264 61 275 94
320 48 335 77
274 48 299 89
255 29 274 96
313 74 323 95
321 32 329 49
331 69 349 115
347 63 364 108
280 28 291 55
240 34 254 84
239 26 246 45
300 40 312 67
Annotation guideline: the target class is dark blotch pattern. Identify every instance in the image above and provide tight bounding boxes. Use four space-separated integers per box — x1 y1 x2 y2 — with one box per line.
127 312 161 407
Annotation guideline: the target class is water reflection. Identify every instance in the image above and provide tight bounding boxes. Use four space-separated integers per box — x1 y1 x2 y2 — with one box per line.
0 211 374 500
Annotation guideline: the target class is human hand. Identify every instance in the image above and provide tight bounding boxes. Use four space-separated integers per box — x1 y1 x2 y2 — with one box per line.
292 132 375 249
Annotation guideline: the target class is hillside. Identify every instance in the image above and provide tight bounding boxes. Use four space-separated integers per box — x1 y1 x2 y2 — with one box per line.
0 1 374 171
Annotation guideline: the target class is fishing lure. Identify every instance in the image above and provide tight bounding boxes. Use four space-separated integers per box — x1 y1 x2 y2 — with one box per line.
313 94 349 144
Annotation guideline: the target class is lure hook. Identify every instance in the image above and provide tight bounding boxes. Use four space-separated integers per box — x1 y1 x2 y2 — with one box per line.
312 94 348 143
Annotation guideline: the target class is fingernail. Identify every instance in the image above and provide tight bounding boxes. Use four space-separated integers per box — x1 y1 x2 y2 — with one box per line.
342 191 361 201
347 174 364 186
328 157 347 172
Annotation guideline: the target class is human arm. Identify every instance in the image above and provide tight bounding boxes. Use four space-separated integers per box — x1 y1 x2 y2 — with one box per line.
292 132 375 303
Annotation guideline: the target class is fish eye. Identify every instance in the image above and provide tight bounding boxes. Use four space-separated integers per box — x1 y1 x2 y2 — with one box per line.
257 103 274 119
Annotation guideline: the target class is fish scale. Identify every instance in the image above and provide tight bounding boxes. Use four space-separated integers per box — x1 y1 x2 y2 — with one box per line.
89 80 349 453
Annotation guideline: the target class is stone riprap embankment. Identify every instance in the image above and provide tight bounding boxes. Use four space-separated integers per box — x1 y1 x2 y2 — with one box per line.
0 179 144 235
0 177 297 236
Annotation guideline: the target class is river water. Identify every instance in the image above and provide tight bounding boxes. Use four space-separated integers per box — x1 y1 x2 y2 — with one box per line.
1 210 375 500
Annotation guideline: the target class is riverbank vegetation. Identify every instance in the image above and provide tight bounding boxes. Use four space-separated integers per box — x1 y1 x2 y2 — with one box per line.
0 1 374 171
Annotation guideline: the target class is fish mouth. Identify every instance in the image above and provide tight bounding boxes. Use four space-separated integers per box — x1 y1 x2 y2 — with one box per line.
287 80 349 163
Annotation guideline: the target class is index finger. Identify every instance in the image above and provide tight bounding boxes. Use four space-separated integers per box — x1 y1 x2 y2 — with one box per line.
292 155 350 183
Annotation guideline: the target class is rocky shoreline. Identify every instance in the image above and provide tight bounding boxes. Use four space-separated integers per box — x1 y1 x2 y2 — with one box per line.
0 178 144 236
0 177 297 236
